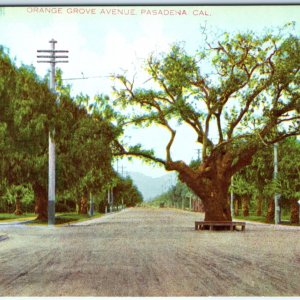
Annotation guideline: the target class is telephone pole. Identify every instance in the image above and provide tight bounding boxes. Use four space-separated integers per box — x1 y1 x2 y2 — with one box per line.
230 176 235 218
111 187 114 212
89 192 94 217
121 165 127 177
274 143 280 224
107 189 111 213
37 39 69 225
195 149 201 161
108 188 114 213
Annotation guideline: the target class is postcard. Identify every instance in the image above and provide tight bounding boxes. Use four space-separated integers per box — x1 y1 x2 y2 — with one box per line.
0 3 299 297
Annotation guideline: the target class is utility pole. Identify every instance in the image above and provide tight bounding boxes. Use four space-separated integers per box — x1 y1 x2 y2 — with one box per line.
121 165 127 177
37 39 69 225
116 158 119 173
230 176 235 218
195 149 201 161
107 188 111 213
111 187 114 212
298 200 300 224
108 187 114 213
89 192 94 217
274 143 280 224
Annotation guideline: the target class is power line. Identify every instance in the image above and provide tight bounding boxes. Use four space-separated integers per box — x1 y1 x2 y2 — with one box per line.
62 72 111 81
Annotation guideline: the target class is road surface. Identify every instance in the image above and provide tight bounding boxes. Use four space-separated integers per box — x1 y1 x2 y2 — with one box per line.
0 207 299 296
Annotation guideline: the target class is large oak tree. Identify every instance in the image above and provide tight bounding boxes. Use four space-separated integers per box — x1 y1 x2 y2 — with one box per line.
111 26 300 221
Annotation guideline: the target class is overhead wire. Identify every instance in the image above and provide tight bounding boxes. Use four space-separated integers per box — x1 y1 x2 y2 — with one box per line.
62 72 112 81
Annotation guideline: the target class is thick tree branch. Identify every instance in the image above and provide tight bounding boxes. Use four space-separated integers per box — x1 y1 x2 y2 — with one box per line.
215 111 224 143
113 140 166 166
166 127 176 162
260 100 299 139
202 112 212 160
264 131 300 145
277 116 300 124
116 151 166 166
165 160 198 179
230 145 258 176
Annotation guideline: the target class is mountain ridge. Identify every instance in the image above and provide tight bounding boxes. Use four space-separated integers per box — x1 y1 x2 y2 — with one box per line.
128 171 176 201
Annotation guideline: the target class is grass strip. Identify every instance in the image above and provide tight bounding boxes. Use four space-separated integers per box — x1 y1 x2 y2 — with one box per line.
28 212 103 226
0 213 36 222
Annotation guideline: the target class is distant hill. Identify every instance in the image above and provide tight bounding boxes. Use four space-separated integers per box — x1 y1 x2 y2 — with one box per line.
128 171 177 201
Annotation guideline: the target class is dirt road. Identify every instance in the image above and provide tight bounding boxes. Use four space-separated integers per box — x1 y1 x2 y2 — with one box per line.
0 207 299 296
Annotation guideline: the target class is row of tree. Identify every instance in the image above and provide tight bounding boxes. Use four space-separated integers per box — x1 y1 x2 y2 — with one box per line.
232 137 300 223
0 46 143 219
149 181 191 209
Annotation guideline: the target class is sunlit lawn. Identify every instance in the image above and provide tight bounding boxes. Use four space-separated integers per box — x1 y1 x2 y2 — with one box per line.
29 212 103 225
0 213 36 222
0 212 103 225
235 214 299 226
234 215 267 223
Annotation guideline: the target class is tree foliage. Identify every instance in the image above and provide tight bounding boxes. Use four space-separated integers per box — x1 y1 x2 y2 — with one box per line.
0 46 143 217
0 46 54 216
112 175 143 207
233 137 300 209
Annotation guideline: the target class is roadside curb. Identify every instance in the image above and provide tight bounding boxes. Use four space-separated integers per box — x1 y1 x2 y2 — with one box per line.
69 209 128 226
0 233 8 241
236 219 300 231
0 219 34 226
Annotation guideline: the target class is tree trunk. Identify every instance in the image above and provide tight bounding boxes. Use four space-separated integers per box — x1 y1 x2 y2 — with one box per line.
14 195 23 215
80 194 88 214
256 196 263 216
178 159 232 222
199 181 232 222
265 198 275 223
290 198 299 224
202 195 232 221
34 184 48 221
242 196 250 217
234 198 239 216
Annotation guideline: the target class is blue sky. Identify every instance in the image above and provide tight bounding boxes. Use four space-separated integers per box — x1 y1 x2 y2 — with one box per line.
0 5 299 177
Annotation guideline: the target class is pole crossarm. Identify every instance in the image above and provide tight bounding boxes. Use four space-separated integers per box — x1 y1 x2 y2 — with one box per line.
37 40 69 66
37 60 69 63
37 50 69 53
37 56 69 58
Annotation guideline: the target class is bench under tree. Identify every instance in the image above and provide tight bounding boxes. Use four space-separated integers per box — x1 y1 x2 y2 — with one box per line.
195 221 246 231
